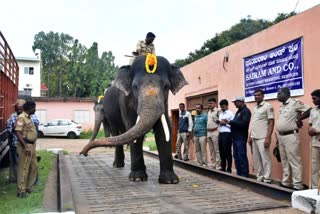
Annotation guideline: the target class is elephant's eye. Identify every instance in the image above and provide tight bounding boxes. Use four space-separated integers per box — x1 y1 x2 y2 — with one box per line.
163 82 170 91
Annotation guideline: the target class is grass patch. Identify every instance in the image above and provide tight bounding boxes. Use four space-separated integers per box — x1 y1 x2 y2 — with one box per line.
144 132 157 151
0 150 56 214
80 129 105 139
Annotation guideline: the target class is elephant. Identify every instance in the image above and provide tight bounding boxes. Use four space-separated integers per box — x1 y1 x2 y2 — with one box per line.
80 55 188 184
89 101 110 142
89 99 125 167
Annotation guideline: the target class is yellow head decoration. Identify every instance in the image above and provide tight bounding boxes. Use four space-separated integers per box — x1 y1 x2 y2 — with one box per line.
97 95 104 103
145 53 157 74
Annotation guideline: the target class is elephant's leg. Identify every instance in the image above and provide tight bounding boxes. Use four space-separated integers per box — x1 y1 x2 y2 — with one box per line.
111 129 125 168
102 120 110 137
113 145 125 168
129 136 148 181
153 119 179 184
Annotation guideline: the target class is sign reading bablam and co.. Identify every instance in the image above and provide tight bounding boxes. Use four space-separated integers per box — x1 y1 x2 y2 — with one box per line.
243 37 303 101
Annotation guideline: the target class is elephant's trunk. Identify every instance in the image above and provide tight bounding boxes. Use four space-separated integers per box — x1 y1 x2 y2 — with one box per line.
89 114 102 142
80 110 164 156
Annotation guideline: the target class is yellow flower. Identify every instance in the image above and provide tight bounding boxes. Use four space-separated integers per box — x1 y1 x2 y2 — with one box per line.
145 53 157 74
97 95 104 103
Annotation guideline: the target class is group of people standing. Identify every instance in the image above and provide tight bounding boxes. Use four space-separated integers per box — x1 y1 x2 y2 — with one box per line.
6 99 39 198
175 86 320 190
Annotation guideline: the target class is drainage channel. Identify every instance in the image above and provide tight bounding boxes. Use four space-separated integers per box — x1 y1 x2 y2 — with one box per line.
58 151 291 214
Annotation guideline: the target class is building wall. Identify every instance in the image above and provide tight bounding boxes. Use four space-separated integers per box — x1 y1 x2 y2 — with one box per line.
168 5 320 185
34 99 96 131
17 59 41 97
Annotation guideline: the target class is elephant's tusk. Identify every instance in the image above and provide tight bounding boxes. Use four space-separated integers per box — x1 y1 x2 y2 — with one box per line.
133 116 140 143
161 114 170 142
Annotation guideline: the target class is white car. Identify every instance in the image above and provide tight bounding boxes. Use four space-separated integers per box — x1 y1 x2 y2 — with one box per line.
38 119 82 139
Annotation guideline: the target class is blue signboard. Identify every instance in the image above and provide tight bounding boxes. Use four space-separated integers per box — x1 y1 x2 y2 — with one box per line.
243 38 303 101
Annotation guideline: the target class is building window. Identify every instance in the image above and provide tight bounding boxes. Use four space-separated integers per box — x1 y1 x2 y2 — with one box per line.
24 67 34 75
22 88 32 97
73 110 90 124
41 90 47 96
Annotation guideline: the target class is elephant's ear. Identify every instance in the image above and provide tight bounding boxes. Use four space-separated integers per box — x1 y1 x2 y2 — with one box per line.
169 64 188 95
113 66 132 96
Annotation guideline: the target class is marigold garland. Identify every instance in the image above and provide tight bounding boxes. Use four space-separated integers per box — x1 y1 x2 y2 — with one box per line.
145 53 157 73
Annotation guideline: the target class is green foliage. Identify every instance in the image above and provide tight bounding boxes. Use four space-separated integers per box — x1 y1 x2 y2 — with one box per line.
33 31 118 97
175 12 296 67
80 129 106 139
0 150 56 214
144 132 157 151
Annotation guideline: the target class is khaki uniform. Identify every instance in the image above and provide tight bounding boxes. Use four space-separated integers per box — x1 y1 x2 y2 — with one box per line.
309 107 320 188
276 98 310 189
207 108 220 168
251 101 274 182
136 40 155 56
15 112 38 194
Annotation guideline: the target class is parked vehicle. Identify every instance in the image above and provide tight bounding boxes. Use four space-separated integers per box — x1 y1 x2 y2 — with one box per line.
38 119 82 139
0 31 19 166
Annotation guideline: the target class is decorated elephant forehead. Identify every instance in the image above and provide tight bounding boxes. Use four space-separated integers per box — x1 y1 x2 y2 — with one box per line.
144 85 159 97
145 53 158 74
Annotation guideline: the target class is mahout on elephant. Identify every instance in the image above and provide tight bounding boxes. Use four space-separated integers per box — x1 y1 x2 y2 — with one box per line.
80 54 188 184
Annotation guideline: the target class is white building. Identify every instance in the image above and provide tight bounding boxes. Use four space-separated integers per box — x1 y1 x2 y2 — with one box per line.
16 49 42 97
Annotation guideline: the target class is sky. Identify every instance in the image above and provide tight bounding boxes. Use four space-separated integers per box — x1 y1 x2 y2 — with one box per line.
1 0 319 66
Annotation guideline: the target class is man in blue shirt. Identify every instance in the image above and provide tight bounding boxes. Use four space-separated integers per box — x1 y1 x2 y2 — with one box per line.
194 104 208 166
223 96 251 177
175 103 193 161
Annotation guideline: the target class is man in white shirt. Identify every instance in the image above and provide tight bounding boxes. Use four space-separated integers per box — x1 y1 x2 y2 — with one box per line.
218 99 234 173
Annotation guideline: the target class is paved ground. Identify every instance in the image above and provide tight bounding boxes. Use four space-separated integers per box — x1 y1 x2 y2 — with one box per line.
66 153 289 214
37 138 305 214
36 137 111 155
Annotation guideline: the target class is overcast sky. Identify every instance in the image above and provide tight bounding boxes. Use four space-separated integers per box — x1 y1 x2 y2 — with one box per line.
1 0 319 66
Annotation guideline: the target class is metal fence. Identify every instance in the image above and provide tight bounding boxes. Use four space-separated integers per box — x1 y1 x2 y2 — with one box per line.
0 31 18 165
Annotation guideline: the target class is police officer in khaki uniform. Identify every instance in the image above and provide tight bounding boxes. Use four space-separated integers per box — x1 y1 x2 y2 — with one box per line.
136 32 156 56
129 32 156 65
276 87 311 190
6 99 26 183
249 89 274 183
207 98 220 169
308 89 320 189
15 101 38 198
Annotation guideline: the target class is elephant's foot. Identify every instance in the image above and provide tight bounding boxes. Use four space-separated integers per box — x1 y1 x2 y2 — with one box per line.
129 170 148 182
158 171 179 184
113 160 125 168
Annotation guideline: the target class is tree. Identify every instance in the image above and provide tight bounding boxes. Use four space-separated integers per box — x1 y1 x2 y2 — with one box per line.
175 12 296 67
33 31 73 96
33 32 117 97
